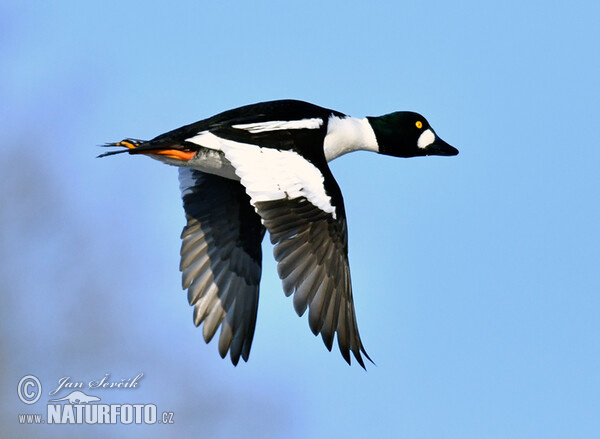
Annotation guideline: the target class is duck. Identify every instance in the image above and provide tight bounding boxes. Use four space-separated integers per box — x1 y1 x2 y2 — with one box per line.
101 99 458 368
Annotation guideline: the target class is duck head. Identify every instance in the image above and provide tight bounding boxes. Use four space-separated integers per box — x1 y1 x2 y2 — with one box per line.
367 112 458 158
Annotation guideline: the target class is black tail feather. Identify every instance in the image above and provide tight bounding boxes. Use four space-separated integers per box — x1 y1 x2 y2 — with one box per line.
97 138 147 158
98 137 198 159
97 149 131 158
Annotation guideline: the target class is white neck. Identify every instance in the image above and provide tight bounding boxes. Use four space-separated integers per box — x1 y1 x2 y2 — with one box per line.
323 115 379 162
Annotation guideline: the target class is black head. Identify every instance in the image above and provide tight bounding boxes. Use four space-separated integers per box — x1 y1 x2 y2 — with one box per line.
367 112 458 158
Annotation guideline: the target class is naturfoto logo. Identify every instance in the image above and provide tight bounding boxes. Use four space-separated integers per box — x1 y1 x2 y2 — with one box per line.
17 373 174 426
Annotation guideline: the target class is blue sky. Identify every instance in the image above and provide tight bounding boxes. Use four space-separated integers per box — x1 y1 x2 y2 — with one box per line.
2 1 599 437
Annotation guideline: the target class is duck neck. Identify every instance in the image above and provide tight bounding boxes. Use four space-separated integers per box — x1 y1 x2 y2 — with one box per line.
323 116 379 162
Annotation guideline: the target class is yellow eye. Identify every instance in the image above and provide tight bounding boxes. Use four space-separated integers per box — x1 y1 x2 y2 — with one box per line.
415 121 423 129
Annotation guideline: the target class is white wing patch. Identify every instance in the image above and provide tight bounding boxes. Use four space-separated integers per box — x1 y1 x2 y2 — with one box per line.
185 131 222 150
232 118 323 133
224 142 337 219
188 132 336 219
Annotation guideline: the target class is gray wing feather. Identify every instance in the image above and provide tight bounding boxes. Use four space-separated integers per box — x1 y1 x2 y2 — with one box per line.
254 197 371 368
179 168 265 365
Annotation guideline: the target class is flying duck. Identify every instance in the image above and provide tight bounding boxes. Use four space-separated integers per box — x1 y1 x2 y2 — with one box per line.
102 99 458 368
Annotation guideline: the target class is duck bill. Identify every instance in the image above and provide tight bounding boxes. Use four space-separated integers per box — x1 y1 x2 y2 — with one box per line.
427 137 459 156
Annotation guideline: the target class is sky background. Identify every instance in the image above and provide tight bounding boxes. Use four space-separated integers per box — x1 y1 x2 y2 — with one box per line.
2 1 599 437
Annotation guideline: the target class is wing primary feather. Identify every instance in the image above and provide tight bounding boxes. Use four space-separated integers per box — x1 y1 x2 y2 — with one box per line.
307 277 333 335
292 265 325 316
276 239 311 280
181 250 211 290
188 268 215 306
178 169 264 364
319 266 343 351
281 254 314 296
180 237 210 270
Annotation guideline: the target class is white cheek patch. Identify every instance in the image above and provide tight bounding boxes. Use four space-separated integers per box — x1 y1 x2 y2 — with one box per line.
417 129 436 149
232 118 323 133
186 132 337 219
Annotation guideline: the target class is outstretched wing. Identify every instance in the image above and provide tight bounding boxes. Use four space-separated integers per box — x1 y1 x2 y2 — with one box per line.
179 168 265 365
206 134 371 368
257 197 371 367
